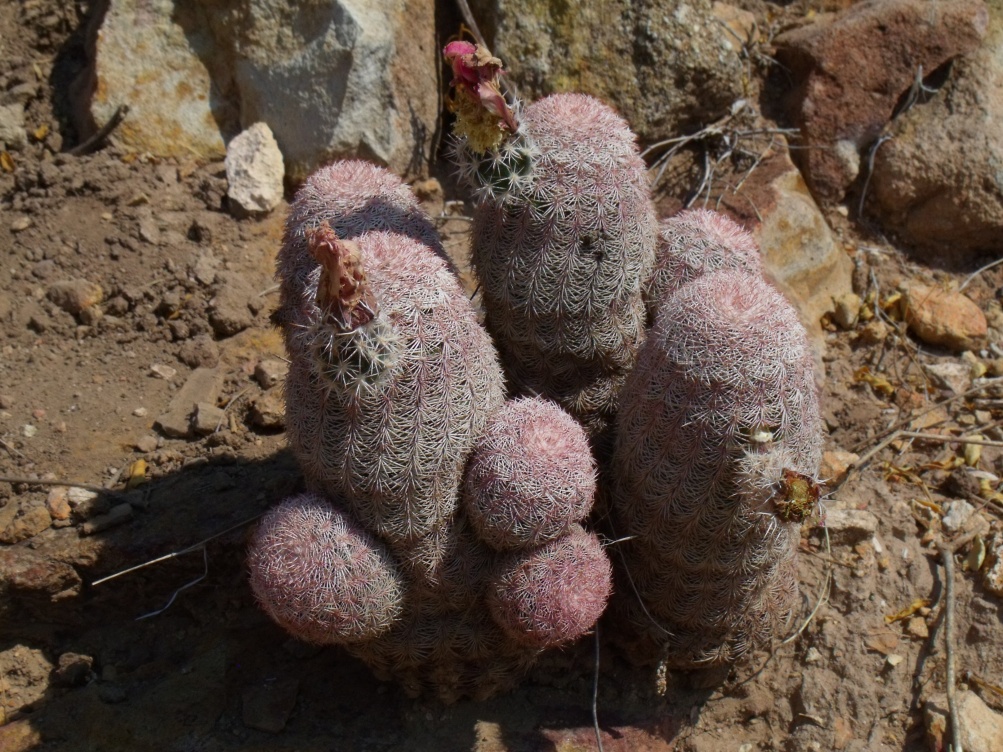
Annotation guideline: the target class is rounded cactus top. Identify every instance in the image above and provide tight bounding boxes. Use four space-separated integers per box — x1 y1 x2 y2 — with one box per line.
647 209 762 314
524 93 640 159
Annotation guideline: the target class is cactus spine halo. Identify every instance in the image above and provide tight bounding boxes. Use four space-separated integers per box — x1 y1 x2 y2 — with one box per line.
247 493 405 645
612 268 823 668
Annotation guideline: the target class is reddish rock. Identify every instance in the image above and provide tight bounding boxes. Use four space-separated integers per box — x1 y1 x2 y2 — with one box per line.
902 284 987 352
774 0 988 203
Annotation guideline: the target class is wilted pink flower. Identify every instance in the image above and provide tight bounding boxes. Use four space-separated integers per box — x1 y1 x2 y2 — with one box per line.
443 41 518 144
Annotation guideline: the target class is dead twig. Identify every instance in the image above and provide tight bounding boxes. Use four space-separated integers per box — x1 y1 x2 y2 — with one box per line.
0 437 27 460
938 542 963 752
959 256 1003 292
593 624 604 752
0 475 112 494
68 104 129 156
898 432 1003 448
91 513 263 587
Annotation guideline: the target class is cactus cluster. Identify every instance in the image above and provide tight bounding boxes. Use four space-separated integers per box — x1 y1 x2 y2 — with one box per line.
248 39 825 698
248 160 610 701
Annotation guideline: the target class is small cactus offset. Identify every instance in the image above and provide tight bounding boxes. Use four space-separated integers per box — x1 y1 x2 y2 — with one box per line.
463 397 597 550
645 209 763 318
612 267 823 668
445 42 657 438
247 493 405 645
487 524 612 649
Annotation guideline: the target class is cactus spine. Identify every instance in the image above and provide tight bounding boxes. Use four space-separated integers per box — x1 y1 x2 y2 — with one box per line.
613 268 823 667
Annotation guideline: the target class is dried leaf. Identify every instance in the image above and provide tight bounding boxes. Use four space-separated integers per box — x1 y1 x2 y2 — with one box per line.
964 437 982 468
885 598 931 624
0 151 13 172
32 123 49 141
864 630 899 655
855 366 895 397
126 459 148 489
963 535 986 572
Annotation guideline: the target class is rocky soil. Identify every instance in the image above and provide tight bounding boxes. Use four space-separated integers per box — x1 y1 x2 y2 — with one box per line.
2 1 1003 751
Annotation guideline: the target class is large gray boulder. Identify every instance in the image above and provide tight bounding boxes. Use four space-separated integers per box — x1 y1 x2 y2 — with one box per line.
75 0 438 180
868 0 1003 259
467 0 747 141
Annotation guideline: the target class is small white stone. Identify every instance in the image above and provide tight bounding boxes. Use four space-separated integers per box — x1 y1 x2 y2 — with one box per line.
22 424 37 437
804 647 823 664
67 487 98 506
133 407 148 417
885 654 904 668
150 364 177 380
225 122 285 217
942 499 976 534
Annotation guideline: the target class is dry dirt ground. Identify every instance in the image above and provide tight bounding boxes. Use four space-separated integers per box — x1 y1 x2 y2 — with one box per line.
2 2 1003 751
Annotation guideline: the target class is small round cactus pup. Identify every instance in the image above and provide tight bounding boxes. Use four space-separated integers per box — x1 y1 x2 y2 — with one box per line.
463 397 597 550
247 493 405 645
487 525 612 648
645 209 762 317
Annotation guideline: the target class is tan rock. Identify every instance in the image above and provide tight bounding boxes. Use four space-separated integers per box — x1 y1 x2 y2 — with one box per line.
0 504 52 544
45 487 73 521
903 284 987 352
476 0 744 143
717 137 854 335
46 278 104 315
820 448 858 484
984 534 1003 597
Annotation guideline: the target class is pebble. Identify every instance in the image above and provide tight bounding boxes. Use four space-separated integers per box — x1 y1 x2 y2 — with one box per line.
133 407 148 417
820 449 858 484
0 504 52 544
81 503 134 535
150 364 177 380
823 508 878 546
134 435 158 453
191 401 226 436
209 271 258 337
225 122 285 217
941 499 975 534
154 368 222 438
903 284 988 352
241 678 300 733
0 394 12 409
804 646 823 664
926 691 1003 752
254 358 289 390
983 534 1003 596
178 335 220 369
831 292 861 329
923 361 971 395
53 653 94 687
250 392 285 431
906 616 929 640
856 318 889 344
10 216 32 232
22 424 36 438
45 487 72 521
46 278 103 315
885 654 904 669
192 249 219 286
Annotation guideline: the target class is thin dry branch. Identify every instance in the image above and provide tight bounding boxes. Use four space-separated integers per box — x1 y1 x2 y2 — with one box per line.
938 542 963 752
